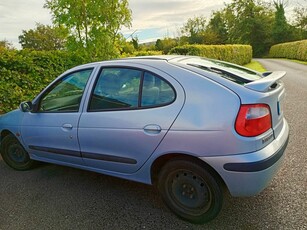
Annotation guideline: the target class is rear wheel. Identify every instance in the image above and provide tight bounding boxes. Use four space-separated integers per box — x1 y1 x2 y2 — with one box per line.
158 159 223 224
1 134 34 170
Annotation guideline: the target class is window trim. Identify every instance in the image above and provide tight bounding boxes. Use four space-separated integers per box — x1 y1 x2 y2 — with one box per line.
87 66 177 112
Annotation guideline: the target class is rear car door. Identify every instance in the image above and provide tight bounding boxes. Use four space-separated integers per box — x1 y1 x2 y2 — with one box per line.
78 65 185 173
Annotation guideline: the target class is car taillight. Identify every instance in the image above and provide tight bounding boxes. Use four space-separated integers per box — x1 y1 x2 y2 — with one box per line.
235 104 272 137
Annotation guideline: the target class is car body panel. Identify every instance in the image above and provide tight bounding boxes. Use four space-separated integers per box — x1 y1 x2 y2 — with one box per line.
168 59 287 150
21 112 84 165
16 67 98 165
200 118 289 196
77 62 185 173
0 55 290 198
0 109 24 139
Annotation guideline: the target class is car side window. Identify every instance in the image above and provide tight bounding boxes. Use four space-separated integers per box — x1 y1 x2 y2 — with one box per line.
88 68 176 111
39 69 93 112
141 72 175 107
89 68 141 111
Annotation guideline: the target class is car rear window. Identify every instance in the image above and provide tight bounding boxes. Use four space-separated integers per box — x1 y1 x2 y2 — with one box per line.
178 58 262 85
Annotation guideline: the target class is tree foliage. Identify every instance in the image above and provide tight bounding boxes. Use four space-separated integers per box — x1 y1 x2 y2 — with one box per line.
272 1 291 44
293 5 307 39
0 49 85 113
207 11 228 44
175 0 306 57
180 16 207 44
155 38 178 54
222 0 274 57
18 23 68 50
0 40 13 50
131 36 139 50
44 0 132 60
177 0 276 56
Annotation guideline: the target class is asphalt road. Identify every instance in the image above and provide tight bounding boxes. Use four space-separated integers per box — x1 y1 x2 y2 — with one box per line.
0 59 306 229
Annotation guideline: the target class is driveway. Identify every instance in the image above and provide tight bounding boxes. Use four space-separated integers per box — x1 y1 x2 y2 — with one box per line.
0 59 306 229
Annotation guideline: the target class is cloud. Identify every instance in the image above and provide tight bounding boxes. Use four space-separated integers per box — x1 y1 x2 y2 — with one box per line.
128 0 227 29
124 0 230 42
1 0 229 47
0 0 51 48
1 0 306 48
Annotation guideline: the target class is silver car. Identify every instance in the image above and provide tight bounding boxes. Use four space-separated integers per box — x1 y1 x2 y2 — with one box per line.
0 55 289 223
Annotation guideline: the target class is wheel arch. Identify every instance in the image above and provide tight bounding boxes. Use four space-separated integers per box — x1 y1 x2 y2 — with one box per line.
1 130 14 143
150 153 227 189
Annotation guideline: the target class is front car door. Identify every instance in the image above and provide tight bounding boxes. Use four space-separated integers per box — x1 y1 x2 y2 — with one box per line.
78 64 185 174
21 68 94 165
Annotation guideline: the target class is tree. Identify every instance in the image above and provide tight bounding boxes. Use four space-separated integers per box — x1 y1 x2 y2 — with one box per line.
180 16 207 44
121 41 135 54
44 0 132 60
293 5 307 39
0 40 13 50
222 0 274 57
155 39 163 51
131 36 139 50
207 11 228 44
18 23 68 50
155 38 178 54
201 30 221 44
272 1 292 44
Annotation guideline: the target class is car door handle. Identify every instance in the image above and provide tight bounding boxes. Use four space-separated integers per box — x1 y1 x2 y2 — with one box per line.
62 124 73 129
143 124 162 135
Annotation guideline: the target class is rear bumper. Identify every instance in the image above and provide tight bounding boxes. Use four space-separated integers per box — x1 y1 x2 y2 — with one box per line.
200 118 289 196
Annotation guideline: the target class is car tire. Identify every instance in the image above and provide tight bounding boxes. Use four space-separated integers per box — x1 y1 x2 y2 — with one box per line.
1 134 35 170
158 159 223 224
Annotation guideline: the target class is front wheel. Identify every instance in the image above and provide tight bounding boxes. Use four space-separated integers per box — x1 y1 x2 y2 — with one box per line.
1 134 35 170
158 159 223 224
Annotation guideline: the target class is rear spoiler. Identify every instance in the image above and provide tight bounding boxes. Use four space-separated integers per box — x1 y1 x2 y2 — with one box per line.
245 71 286 92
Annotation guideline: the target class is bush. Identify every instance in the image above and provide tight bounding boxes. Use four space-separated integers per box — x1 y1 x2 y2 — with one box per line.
269 40 307 61
0 46 251 113
0 49 85 113
169 44 253 65
121 50 163 57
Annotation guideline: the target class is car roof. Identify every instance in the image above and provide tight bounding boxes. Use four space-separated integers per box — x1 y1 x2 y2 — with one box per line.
70 55 261 85
71 55 188 69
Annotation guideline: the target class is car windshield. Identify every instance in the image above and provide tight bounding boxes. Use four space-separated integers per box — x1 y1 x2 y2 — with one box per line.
177 57 262 85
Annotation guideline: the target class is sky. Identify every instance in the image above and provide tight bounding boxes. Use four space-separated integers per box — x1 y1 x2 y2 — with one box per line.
0 0 306 49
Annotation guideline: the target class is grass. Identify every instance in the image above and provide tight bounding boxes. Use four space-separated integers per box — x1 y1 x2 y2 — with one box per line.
244 60 267 72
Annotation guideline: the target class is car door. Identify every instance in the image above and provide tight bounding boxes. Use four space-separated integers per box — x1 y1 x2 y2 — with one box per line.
20 68 94 165
78 66 185 174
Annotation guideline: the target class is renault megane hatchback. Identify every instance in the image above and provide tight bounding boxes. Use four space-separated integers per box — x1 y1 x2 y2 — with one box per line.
0 56 289 223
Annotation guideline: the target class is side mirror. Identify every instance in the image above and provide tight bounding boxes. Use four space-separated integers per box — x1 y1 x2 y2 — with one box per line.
19 101 33 112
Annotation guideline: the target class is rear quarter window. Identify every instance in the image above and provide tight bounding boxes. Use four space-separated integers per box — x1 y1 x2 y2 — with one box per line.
141 72 175 107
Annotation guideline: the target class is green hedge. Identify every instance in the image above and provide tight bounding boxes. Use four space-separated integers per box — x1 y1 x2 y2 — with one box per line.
0 45 252 113
0 49 85 113
269 40 307 61
0 49 164 113
169 44 253 65
122 50 163 57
